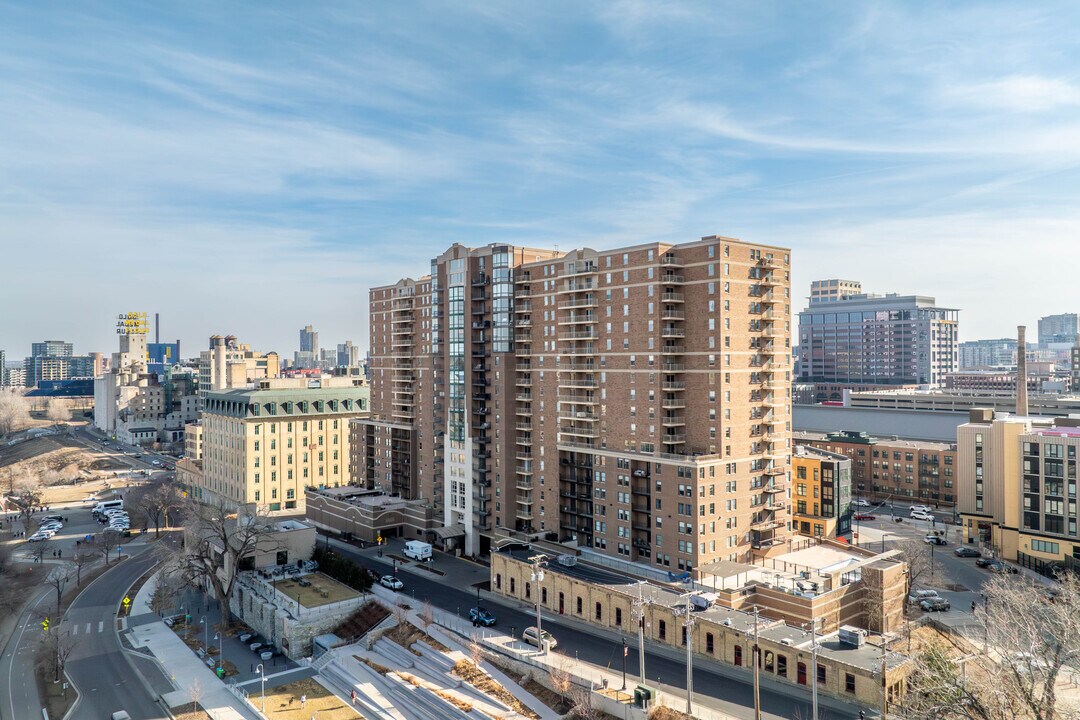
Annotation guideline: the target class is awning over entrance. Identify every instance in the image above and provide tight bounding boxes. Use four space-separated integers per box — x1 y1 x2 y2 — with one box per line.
430 525 466 540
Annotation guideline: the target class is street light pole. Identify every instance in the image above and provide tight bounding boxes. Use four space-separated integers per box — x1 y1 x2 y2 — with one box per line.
810 618 819 720
257 663 265 711
678 591 696 716
752 607 761 720
621 638 627 691
529 554 547 654
632 581 651 689
201 615 207 652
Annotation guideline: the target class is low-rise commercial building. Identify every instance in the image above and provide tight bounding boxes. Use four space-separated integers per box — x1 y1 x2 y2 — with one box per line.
492 543 909 709
304 486 436 545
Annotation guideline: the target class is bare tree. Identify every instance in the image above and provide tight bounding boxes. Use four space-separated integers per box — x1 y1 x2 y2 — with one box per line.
45 399 71 426
896 538 935 592
188 677 203 715
420 599 434 631
467 635 486 666
149 563 187 616
11 471 43 527
99 528 121 565
129 482 184 538
37 628 78 685
0 389 31 438
168 496 283 628
901 572 1080 720
46 565 73 612
72 550 96 586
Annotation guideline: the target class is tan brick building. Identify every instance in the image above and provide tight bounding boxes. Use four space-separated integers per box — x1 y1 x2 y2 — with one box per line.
362 236 794 574
792 445 853 540
189 377 368 513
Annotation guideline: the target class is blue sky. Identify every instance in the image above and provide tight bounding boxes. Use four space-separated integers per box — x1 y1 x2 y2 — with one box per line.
2 1 1080 358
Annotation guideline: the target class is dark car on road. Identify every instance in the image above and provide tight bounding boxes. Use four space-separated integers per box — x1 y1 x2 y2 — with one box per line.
954 547 981 558
975 557 996 568
469 607 497 626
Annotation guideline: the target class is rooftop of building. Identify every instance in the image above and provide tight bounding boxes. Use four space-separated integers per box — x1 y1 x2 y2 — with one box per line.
792 445 851 462
497 543 905 672
271 572 359 608
798 292 955 312
794 431 956 452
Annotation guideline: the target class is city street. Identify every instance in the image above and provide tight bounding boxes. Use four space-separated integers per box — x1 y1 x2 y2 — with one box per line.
327 536 869 720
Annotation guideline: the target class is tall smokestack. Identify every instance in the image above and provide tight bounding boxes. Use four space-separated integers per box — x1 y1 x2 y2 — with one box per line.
155 312 160 344
1017 325 1029 416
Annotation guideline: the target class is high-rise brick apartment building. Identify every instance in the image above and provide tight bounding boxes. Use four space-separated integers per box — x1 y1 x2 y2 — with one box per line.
360 236 793 575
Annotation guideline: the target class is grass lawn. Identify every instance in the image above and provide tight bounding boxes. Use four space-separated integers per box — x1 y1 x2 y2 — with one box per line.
273 574 359 608
257 678 359 719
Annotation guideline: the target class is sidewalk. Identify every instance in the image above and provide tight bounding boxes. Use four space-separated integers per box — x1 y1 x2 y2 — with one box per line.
128 570 261 720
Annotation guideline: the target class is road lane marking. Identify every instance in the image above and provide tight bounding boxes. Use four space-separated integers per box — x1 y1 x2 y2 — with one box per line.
72 625 77 635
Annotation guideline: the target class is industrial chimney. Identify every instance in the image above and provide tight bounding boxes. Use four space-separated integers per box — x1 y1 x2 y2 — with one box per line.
1017 325 1029 416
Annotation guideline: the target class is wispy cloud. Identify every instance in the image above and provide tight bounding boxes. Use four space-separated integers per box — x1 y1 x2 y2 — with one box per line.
0 0 1079 354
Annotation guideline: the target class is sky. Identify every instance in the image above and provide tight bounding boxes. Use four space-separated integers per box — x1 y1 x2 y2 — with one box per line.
2 1 1080 360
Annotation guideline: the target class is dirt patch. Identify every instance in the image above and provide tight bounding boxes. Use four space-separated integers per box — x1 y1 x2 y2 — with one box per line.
486 657 572 713
649 706 694 720
258 677 359 719
333 601 390 641
170 703 212 720
36 672 75 720
357 656 391 674
452 659 540 720
384 622 450 655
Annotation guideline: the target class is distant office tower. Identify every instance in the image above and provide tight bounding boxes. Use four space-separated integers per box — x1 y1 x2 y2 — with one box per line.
31 340 73 358
1073 337 1080 391
361 236 793 572
0 350 5 386
809 279 862 305
959 338 1017 368
797 291 958 387
300 325 319 355
23 340 94 387
337 341 362 368
1037 313 1079 347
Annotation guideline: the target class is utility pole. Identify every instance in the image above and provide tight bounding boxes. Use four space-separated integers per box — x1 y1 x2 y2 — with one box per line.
752 607 761 720
810 618 819 720
621 639 627 691
678 591 697 716
880 635 889 720
631 581 652 688
529 554 547 654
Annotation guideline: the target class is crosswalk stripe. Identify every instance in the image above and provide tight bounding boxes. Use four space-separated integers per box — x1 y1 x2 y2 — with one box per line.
72 625 77 635
85 623 91 634
98 621 104 633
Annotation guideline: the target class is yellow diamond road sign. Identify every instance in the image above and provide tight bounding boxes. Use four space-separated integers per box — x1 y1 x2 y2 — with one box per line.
123 597 131 607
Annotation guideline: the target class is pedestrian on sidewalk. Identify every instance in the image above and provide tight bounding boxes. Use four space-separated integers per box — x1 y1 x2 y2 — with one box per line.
971 601 976 614
351 689 357 705
300 694 306 709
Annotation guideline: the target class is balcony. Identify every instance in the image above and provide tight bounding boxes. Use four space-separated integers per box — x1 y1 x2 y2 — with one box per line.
516 434 532 446
765 466 787 477
763 483 787 494
558 313 597 325
661 344 686 354
759 256 780 269
515 421 532 432
662 381 686 391
661 309 685 321
660 273 685 284
560 425 600 439
566 263 598 277
516 464 533 475
557 280 597 293
558 410 599 423
661 416 686 427
564 329 597 340
515 376 532 387
516 450 533 461
515 406 532 416
563 345 597 356
661 399 685 409
662 433 686 444
516 317 532 327
660 255 683 267
557 297 598 310
471 274 490 287
515 333 532 343
751 519 785 531
557 393 597 405
757 273 778 287
562 377 598 390
661 326 686 339
661 292 685 303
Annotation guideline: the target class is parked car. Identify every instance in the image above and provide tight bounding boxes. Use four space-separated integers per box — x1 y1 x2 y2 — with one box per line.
851 499 871 507
908 589 940 605
975 557 996 568
853 514 876 521
954 547 982 558
111 712 132 720
920 597 951 612
151 460 162 466
522 626 557 649
924 535 947 546
469 607 497 626
27 531 53 542
910 511 933 521
910 504 933 514
987 561 1018 575
379 575 404 591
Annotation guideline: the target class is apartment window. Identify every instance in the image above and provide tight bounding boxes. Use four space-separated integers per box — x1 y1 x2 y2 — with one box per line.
595 602 602 621
576 597 583 614
845 673 856 694
658 620 666 641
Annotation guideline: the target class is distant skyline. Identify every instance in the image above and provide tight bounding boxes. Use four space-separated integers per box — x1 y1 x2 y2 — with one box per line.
2 2 1080 356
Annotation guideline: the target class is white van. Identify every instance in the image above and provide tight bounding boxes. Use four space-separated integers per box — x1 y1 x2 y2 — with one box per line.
404 540 432 561
523 626 557 649
93 500 124 518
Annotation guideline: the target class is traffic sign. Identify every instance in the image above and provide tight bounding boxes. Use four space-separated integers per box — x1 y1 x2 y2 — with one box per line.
41 618 49 632
123 596 131 607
